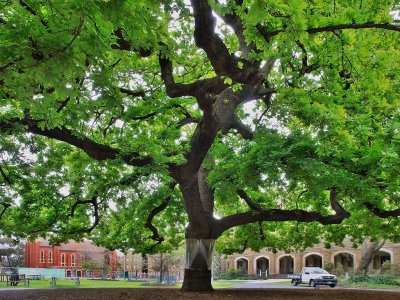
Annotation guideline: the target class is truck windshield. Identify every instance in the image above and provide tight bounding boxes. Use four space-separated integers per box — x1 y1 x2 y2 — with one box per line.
311 268 329 274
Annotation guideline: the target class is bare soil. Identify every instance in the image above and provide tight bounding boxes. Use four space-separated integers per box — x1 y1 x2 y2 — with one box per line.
1 288 400 300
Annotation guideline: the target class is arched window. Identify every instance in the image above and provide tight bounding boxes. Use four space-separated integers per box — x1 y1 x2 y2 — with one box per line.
61 253 66 267
334 252 354 272
255 257 269 277
236 258 249 275
279 255 294 274
40 250 45 263
71 254 75 267
373 251 391 270
305 254 323 268
48 251 53 263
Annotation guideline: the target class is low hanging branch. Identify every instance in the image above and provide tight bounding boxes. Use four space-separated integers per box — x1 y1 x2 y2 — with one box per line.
144 182 177 251
70 192 99 233
0 202 11 220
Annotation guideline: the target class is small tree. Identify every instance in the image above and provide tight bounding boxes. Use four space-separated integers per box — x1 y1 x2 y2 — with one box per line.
150 248 184 283
324 262 334 273
212 253 225 279
356 239 386 275
0 238 24 268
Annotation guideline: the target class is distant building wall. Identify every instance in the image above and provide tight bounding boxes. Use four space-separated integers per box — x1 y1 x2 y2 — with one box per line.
224 240 400 276
24 239 118 277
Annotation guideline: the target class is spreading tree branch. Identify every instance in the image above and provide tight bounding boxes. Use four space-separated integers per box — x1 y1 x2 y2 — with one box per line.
22 16 85 69
0 165 12 185
258 22 400 42
111 28 152 57
159 56 226 98
295 41 319 75
0 117 152 167
56 96 71 113
190 0 259 84
232 118 254 140
0 62 15 74
0 202 11 220
215 0 254 59
70 192 99 233
177 116 200 127
119 88 147 98
18 0 49 31
216 188 350 236
144 183 177 250
364 202 400 218
237 189 263 211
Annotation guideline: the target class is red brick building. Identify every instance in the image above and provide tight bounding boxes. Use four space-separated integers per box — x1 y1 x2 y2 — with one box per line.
25 239 118 277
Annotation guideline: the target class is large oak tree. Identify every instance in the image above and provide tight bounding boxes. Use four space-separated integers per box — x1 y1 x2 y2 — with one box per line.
1 0 399 291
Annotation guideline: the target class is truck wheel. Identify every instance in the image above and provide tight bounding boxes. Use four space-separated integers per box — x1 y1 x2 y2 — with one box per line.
330 284 336 288
292 280 298 286
309 280 316 287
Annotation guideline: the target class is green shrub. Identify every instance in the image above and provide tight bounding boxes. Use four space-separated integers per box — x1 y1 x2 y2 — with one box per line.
215 268 248 280
335 263 345 276
381 261 400 275
324 262 334 273
215 273 246 280
348 274 369 283
348 274 400 286
227 268 236 275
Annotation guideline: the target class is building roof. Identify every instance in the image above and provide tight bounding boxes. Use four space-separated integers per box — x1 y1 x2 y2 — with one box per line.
38 239 108 253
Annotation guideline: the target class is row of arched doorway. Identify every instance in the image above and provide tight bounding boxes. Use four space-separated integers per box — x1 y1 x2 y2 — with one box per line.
236 251 391 275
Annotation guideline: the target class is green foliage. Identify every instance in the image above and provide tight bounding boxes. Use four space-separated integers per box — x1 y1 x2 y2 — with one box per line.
381 261 400 275
0 0 399 263
214 268 248 280
324 262 334 273
348 274 400 286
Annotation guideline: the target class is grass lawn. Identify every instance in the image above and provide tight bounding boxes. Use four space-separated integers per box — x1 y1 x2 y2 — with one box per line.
342 282 399 289
0 278 235 289
341 281 400 289
266 281 291 285
0 278 166 289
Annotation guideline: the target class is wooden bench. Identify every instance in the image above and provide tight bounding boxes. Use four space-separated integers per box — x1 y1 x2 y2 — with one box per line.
50 277 79 287
50 277 57 287
0 274 30 286
27 274 44 280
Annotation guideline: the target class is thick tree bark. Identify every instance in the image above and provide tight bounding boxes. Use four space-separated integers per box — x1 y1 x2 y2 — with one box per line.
182 269 213 292
181 238 215 292
356 239 386 274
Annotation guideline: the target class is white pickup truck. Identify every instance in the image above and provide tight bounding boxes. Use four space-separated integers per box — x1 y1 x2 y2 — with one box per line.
288 267 338 287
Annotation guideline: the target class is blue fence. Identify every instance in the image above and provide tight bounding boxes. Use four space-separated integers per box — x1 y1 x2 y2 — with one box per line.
17 267 65 278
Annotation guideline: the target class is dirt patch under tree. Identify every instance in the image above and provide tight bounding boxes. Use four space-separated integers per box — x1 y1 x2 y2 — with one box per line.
1 288 400 300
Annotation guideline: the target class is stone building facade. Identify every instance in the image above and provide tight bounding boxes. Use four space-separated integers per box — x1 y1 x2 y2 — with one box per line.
224 240 400 277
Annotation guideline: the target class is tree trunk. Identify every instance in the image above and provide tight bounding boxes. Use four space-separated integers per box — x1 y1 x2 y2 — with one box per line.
356 239 385 274
181 238 215 292
159 253 164 284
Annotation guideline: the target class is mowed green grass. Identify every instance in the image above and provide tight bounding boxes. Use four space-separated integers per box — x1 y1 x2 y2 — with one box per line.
0 278 235 289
